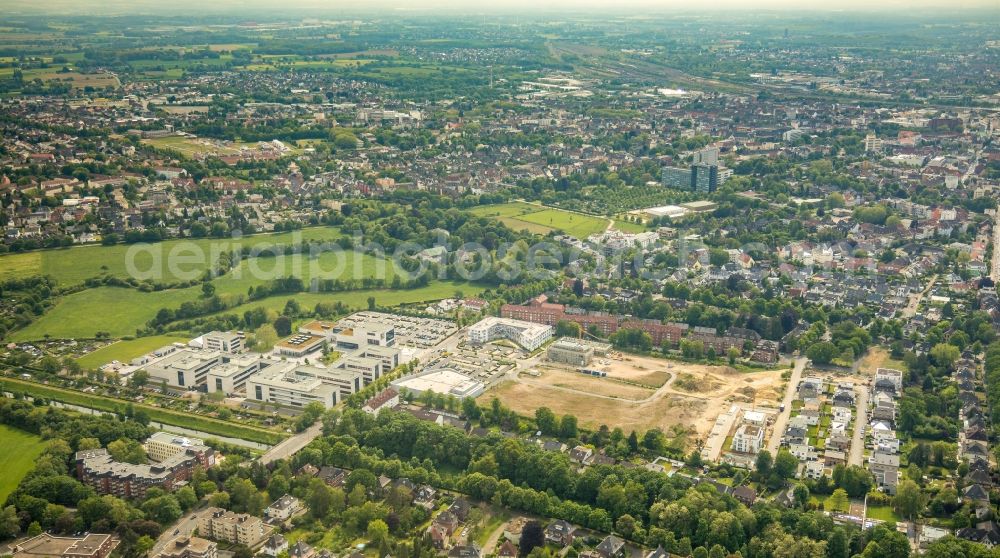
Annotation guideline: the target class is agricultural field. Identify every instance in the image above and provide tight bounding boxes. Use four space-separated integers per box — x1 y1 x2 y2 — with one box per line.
469 202 615 238
0 67 120 89
0 424 45 504
75 335 190 369
0 226 344 286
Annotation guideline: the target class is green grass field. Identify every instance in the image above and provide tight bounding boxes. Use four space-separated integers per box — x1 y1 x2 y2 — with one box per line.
13 278 481 342
469 202 614 238
0 377 284 445
866 505 901 523
0 227 344 286
76 335 190 369
11 286 202 341
205 279 486 322
0 424 45 503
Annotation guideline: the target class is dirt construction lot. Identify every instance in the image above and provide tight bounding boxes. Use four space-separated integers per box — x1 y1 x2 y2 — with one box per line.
480 353 786 440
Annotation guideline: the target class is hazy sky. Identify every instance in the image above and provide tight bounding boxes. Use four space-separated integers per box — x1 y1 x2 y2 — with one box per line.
5 0 1000 15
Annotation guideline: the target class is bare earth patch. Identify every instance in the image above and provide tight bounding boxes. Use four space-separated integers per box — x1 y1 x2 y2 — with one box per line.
481 353 785 442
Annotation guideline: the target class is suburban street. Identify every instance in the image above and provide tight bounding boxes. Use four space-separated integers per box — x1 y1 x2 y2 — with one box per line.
992 218 1000 283
765 356 808 456
848 385 870 467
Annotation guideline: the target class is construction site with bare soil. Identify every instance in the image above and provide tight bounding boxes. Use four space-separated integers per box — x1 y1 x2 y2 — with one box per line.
480 350 788 443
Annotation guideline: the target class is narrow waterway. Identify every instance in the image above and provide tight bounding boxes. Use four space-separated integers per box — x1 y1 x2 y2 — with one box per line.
3 392 272 451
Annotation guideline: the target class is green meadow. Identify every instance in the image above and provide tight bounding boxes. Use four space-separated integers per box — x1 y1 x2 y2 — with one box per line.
75 335 191 369
13 278 482 342
0 424 45 503
0 227 344 286
469 202 616 238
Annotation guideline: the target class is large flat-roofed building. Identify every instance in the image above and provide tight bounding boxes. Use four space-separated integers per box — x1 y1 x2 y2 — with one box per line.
10 533 119 558
337 355 384 384
202 331 244 354
145 431 212 463
299 320 396 349
468 317 553 351
547 338 596 367
205 355 264 395
154 536 217 558
275 334 326 358
359 345 400 373
198 508 269 547
246 362 361 409
75 443 214 499
392 368 485 399
143 349 224 390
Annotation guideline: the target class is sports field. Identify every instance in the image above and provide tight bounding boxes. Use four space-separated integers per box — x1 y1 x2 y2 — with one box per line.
468 202 613 238
0 424 45 503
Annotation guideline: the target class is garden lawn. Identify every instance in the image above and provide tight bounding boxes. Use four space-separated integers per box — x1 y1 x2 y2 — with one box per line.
0 424 45 503
866 506 901 522
76 335 190 369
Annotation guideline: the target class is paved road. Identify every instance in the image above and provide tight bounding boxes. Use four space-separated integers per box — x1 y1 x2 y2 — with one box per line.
992 219 1000 283
151 507 215 556
765 356 808 455
259 421 323 465
849 385 870 467
901 274 938 319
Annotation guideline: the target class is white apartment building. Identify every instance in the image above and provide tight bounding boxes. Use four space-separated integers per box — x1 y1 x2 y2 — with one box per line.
731 424 765 454
145 432 210 463
467 317 553 351
198 508 268 547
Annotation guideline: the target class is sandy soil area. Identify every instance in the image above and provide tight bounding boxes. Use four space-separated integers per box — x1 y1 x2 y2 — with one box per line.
481 353 786 441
